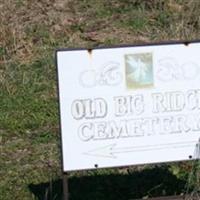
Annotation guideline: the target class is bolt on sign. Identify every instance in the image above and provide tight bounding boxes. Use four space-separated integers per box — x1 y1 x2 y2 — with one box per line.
56 41 200 172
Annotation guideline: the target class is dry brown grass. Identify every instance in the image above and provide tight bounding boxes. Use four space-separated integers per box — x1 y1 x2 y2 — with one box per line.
0 0 199 64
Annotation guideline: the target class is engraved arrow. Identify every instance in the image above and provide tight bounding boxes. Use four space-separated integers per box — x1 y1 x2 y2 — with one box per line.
84 141 197 159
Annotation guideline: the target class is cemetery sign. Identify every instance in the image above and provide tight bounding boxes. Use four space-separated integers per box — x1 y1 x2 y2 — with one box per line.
56 41 200 172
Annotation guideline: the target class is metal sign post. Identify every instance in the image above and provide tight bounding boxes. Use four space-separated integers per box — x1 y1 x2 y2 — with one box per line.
63 173 69 200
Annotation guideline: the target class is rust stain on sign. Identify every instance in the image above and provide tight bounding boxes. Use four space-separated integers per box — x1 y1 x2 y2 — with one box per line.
184 41 190 46
88 49 93 57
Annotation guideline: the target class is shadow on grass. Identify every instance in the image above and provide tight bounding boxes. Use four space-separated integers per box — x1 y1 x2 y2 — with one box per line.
29 166 186 200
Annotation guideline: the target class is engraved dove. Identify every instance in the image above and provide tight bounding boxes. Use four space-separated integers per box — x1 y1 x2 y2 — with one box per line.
125 54 153 88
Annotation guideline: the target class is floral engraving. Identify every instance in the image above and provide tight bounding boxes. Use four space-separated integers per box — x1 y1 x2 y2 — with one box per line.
157 57 200 82
79 62 122 88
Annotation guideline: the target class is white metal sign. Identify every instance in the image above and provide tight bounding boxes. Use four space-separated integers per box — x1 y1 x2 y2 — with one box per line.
56 42 200 172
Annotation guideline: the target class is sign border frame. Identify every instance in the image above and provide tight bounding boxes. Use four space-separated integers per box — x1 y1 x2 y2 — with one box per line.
55 39 200 173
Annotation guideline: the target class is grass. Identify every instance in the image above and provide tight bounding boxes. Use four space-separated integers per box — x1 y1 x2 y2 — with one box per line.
1 0 200 199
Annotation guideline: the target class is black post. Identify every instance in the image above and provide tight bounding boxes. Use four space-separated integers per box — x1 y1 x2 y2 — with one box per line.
63 172 69 200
